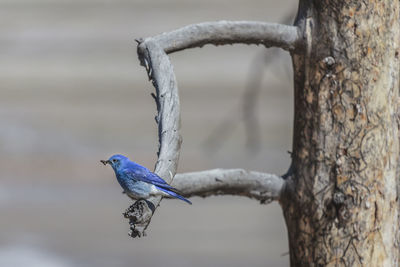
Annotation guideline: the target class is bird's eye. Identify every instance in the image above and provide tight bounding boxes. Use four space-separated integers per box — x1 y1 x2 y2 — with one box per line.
112 159 117 163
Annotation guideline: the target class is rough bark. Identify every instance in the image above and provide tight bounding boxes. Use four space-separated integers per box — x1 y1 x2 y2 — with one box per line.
281 0 400 266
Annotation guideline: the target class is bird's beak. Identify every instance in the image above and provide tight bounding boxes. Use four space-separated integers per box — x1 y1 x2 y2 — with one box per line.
100 160 110 165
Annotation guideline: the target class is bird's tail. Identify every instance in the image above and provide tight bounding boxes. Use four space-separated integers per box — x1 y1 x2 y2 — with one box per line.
156 186 192 205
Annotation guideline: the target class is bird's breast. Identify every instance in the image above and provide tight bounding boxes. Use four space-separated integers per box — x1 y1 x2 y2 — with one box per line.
124 180 153 199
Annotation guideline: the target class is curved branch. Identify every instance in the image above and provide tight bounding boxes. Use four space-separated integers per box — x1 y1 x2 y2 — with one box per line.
128 20 300 238
125 40 182 237
149 20 301 53
172 169 285 203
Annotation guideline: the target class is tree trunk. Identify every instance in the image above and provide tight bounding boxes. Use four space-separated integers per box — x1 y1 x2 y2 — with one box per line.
281 0 400 266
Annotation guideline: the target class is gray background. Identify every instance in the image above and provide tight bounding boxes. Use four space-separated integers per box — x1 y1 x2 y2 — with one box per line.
0 0 296 266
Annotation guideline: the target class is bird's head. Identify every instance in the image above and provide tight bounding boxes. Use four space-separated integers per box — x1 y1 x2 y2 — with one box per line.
100 154 128 171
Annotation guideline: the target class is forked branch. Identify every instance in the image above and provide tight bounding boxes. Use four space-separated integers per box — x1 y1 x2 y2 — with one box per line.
128 20 297 237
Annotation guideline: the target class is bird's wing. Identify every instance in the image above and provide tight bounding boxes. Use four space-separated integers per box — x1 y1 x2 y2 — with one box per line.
121 162 185 194
121 166 174 189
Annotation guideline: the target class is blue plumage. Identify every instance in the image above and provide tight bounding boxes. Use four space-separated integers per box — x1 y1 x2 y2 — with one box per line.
101 154 191 205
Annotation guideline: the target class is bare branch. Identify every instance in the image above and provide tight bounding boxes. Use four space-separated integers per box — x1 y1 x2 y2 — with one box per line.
172 169 285 203
128 19 299 237
149 20 301 53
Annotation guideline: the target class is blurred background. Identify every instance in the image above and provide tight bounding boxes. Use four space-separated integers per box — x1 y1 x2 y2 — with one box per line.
0 0 296 266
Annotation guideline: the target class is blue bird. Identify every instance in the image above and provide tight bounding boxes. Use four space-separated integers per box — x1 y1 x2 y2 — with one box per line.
101 154 191 204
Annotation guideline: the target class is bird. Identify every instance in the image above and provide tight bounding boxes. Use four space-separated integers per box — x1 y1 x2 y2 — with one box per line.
101 154 191 204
